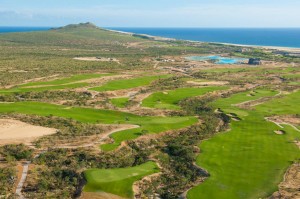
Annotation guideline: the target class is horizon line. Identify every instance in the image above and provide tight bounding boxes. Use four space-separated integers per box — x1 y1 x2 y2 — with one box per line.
1 25 300 29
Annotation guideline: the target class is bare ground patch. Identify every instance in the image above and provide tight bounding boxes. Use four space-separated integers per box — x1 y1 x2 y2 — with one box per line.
0 119 57 145
270 163 300 199
80 192 125 199
74 57 119 63
187 80 229 86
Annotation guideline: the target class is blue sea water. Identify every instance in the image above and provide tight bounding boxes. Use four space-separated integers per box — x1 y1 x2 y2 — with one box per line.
0 27 51 34
108 28 300 48
186 55 247 64
1 27 299 48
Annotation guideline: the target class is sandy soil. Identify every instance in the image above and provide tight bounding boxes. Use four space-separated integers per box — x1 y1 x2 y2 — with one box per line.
270 163 300 199
187 80 229 86
133 172 161 198
0 119 57 145
74 57 119 63
80 192 125 199
269 116 300 127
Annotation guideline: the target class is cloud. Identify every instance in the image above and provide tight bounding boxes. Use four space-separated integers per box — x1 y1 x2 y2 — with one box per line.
0 2 299 27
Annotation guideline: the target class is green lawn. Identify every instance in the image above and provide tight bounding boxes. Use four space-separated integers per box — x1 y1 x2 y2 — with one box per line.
187 90 300 199
84 161 159 198
0 101 197 151
0 73 110 94
142 86 227 110
101 116 197 151
211 89 278 117
111 97 129 108
89 75 171 92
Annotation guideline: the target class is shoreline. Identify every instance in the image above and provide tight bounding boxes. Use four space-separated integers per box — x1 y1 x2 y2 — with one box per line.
1 26 300 52
215 42 300 52
106 28 300 52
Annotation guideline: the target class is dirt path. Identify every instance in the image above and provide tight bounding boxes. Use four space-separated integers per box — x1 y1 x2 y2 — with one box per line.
15 152 44 199
2 74 59 89
265 117 300 132
235 91 283 108
15 161 30 199
52 124 140 149
96 125 140 144
153 61 159 69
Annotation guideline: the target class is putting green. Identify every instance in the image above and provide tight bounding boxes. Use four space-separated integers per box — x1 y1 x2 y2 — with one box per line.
142 86 227 110
187 90 300 199
89 75 171 92
84 161 159 198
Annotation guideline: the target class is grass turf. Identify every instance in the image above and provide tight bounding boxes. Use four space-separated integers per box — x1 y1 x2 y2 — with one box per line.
142 86 227 110
0 101 197 151
0 73 110 94
89 75 171 92
187 90 300 199
111 97 129 108
84 161 159 198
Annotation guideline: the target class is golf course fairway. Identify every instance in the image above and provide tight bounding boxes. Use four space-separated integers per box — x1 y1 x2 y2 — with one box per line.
187 90 300 199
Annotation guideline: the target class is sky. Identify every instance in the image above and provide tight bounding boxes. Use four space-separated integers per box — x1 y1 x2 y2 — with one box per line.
0 0 300 27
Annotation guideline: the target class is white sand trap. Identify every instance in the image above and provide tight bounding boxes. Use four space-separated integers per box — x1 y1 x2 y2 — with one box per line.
187 81 228 86
274 130 285 135
0 119 57 145
74 57 119 62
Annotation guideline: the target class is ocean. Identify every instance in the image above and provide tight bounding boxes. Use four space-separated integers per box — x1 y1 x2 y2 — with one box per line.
108 28 300 48
0 27 51 33
0 27 299 48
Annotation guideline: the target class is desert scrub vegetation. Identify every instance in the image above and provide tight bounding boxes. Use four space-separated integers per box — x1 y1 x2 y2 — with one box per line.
0 90 92 103
23 141 155 198
0 166 16 196
0 144 33 161
3 114 106 147
149 76 186 91
117 98 230 198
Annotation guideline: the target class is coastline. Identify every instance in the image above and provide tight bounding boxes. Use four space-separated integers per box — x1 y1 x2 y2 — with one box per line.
215 42 300 52
1 26 300 52
106 28 300 52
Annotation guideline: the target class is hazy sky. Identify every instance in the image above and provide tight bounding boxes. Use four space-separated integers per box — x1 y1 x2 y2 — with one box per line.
1 0 300 27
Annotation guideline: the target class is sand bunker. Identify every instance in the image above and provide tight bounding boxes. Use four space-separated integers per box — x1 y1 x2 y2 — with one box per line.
0 119 57 145
74 57 119 62
187 81 228 86
274 130 285 135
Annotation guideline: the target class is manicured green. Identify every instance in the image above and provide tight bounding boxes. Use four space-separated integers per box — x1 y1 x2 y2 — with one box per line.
256 91 300 116
0 74 110 94
101 116 197 151
187 90 300 199
142 86 227 110
84 161 159 198
111 97 129 108
89 75 171 92
211 89 278 117
0 101 197 151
